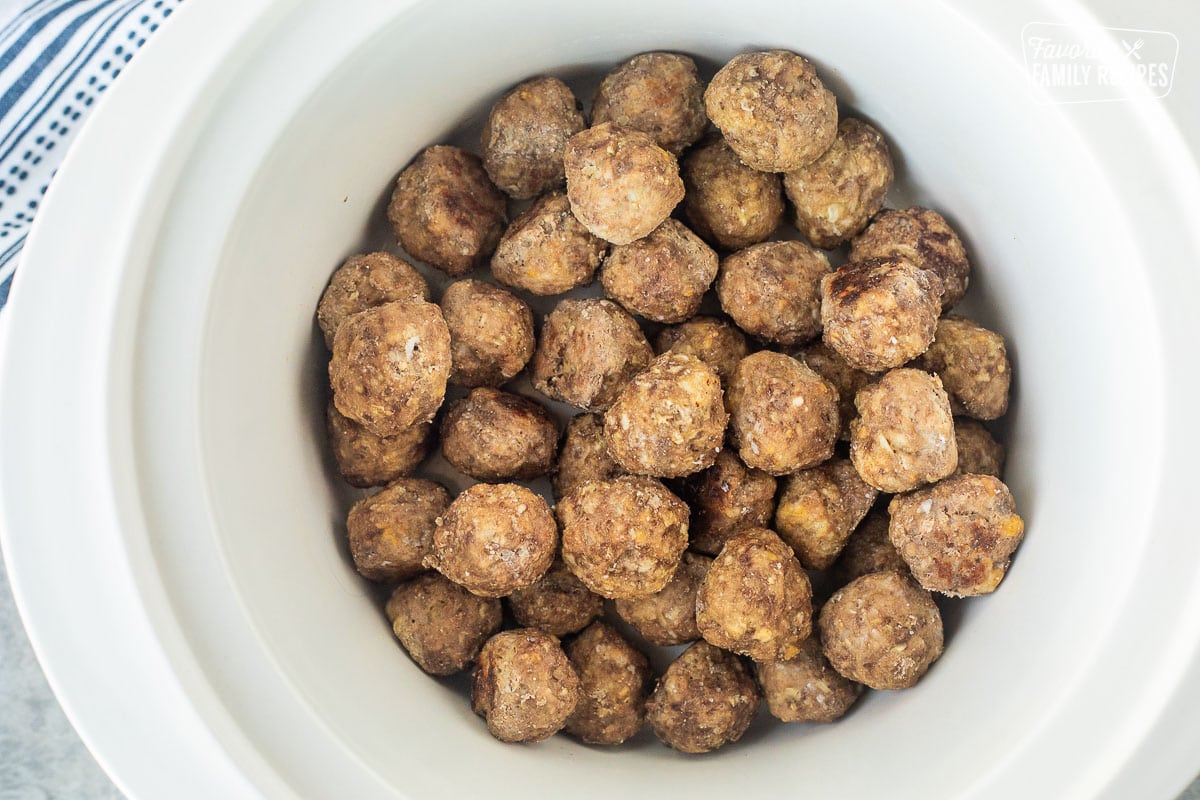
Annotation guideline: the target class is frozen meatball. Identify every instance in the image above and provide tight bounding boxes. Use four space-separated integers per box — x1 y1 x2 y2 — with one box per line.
655 316 750 386
564 622 653 745
329 301 451 436
917 316 1011 421
888 474 1025 597
531 298 653 412
682 137 785 251
490 192 609 296
426 483 557 598
796 341 874 440
557 476 689 599
472 629 581 743
440 388 557 482
682 450 777 556
783 118 894 249
603 352 727 479
599 219 718 324
704 50 838 173
481 76 585 199
727 351 839 475
385 572 502 676
717 240 830 346
820 257 944 373
850 369 957 493
850 207 971 308
507 560 604 638
316 252 430 349
326 402 432 488
440 279 535 388
347 478 450 582
775 459 879 570
646 640 759 753
387 145 506 276
819 571 943 690
615 551 712 646
757 635 863 723
696 527 813 662
953 418 1005 477
563 122 685 245
591 52 707 155
831 510 909 586
551 413 627 500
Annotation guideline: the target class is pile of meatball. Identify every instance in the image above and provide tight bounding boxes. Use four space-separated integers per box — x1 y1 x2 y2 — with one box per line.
318 49 1025 753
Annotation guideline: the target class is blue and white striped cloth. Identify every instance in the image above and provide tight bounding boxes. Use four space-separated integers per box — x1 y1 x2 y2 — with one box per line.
0 0 182 309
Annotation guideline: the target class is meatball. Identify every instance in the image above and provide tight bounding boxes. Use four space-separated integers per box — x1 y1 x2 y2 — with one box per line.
727 351 839 475
783 118 894 249
774 458 879 570
551 413 626 500
329 301 451 436
756 635 862 723
326 402 432 488
387 145 506 276
564 621 653 745
481 76 585 199
645 640 759 753
531 298 653 412
603 352 727 479
490 192 609 296
472 629 581 743
591 52 707 155
347 478 450 582
831 510 910 586
507 560 604 638
599 219 718 324
820 257 944 373
818 571 944 690
888 474 1025 597
681 450 778 556
917 316 1011 421
850 207 971 308
681 137 785 251
654 315 750 386
953 418 1005 477
717 240 830 346
795 341 874 440
426 483 557 597
440 388 558 482
440 279 535 388
704 50 838 173
316 252 430 349
384 572 502 676
850 369 957 493
557 476 689 599
614 551 712 646
563 122 685 245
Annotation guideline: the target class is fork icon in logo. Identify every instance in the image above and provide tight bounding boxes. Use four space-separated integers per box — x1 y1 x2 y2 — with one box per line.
1122 38 1145 60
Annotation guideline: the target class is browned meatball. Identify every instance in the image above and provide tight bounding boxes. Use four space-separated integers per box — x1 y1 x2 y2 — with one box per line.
655 316 750 386
551 413 627 500
507 560 604 638
440 280 535 388
756 635 863 723
727 351 839 475
820 257 944 373
775 459 878 570
681 450 777 556
347 478 449 582
329 301 451 436
783 118 894 249
490 192 608 296
564 621 653 745
426 483 557 597
645 640 759 753
704 50 838 172
850 369 957 493
795 341 875 441
888 474 1025 597
531 298 653 412
472 629 580 743
481 76 585 199
326 402 432 488
591 52 707 155
603 352 727 479
918 316 1011 421
563 123 685 245
850 207 971 308
440 388 558 482
819 572 944 690
557 476 689 599
831 510 910 586
316 252 430 348
599 219 718 324
387 145 506 276
953 418 1005 477
614 551 711 646
717 240 830 346
682 137 784 251
385 572 502 676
